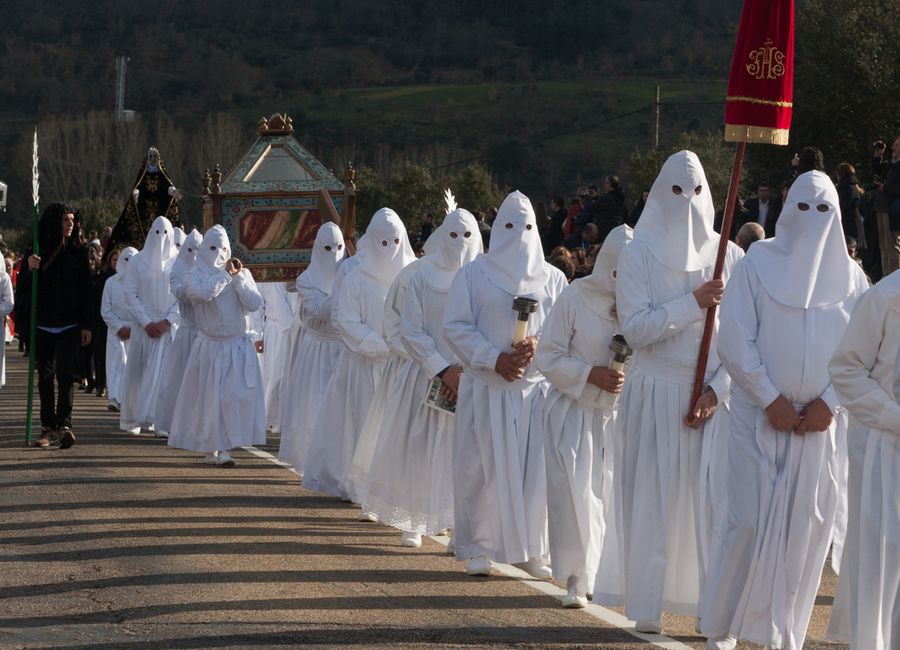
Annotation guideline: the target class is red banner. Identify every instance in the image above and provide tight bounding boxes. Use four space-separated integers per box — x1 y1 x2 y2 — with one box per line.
724 0 794 145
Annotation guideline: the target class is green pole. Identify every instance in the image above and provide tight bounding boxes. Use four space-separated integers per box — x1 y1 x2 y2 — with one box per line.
25 129 39 446
25 203 38 446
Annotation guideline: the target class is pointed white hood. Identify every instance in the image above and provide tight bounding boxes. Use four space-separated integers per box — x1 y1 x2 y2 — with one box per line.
172 228 202 278
634 150 718 272
749 170 859 308
197 225 231 271
577 224 633 318
304 222 346 294
116 246 139 284
140 216 177 273
419 208 483 291
173 227 186 249
357 208 416 289
477 190 547 295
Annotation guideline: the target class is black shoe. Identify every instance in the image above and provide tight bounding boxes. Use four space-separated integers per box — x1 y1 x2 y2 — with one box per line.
58 428 75 450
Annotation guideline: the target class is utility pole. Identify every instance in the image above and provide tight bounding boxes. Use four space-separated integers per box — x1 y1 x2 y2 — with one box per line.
654 84 660 149
115 55 130 121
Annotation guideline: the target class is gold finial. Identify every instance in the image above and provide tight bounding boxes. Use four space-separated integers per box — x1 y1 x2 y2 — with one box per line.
257 116 269 134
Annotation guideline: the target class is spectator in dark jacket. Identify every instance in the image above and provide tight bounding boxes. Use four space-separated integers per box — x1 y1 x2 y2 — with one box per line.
873 136 900 275
627 190 649 227
562 222 598 251
835 162 863 240
542 196 567 255
18 204 93 449
578 175 626 244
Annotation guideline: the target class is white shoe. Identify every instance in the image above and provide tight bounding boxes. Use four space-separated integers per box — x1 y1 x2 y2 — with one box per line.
561 593 587 609
465 555 492 576
446 532 455 555
155 429 169 438
215 451 236 466
706 635 737 650
521 557 553 580
400 531 422 547
634 620 663 634
358 511 378 522
125 426 141 435
204 452 219 464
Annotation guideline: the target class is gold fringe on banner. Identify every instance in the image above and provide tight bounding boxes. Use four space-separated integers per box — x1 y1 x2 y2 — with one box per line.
725 124 790 145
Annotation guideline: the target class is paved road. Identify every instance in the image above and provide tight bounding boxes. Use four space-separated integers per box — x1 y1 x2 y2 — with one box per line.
0 347 846 649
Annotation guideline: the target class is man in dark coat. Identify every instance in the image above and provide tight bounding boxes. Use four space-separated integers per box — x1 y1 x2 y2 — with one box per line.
19 204 93 449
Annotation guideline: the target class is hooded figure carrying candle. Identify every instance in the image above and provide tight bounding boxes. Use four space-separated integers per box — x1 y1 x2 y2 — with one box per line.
700 171 868 650
444 190 567 578
167 225 265 466
535 224 633 609
614 151 744 634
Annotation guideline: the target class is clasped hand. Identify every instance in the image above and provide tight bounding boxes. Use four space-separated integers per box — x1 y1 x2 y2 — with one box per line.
765 395 832 435
144 319 170 339
494 336 537 383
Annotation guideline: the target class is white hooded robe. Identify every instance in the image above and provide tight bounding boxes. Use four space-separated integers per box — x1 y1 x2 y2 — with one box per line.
536 225 633 599
303 209 415 498
827 270 900 650
700 171 868 649
278 222 346 471
168 225 265 453
100 246 138 406
444 191 567 565
365 209 483 534
119 217 179 431
615 151 741 623
153 229 202 434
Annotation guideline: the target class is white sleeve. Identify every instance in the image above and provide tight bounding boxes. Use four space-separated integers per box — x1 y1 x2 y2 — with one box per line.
100 282 125 331
401 275 451 379
335 277 389 361
535 291 592 400
123 264 152 328
716 258 781 409
185 268 233 303
444 267 502 372
0 275 13 319
615 246 704 349
233 270 262 314
829 287 900 433
383 277 408 356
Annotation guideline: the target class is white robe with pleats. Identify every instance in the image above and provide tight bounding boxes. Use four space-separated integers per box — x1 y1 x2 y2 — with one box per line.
303 268 389 498
364 268 457 534
345 261 420 504
278 277 339 472
168 268 265 453
827 273 900 650
535 281 623 600
444 260 567 565
100 274 131 405
699 255 867 649
119 257 179 431
614 239 741 623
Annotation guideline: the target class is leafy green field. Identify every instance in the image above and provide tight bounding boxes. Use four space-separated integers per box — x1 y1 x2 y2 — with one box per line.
276 77 728 195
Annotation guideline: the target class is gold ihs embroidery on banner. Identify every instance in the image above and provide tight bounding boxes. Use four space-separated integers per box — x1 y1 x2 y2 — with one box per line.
746 39 786 80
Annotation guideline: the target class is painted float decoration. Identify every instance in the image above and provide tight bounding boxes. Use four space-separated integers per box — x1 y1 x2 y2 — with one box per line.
201 113 357 282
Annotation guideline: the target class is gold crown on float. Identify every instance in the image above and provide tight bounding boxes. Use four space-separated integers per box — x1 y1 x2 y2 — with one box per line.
257 112 294 136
